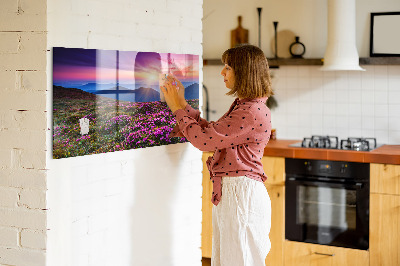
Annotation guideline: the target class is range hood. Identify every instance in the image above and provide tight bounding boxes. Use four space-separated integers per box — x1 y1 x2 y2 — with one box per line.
320 0 365 71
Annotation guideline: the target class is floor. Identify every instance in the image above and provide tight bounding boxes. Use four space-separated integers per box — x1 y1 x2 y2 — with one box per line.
202 257 211 266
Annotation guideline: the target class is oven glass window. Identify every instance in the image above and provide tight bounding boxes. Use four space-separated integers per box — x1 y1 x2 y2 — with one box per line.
297 186 356 230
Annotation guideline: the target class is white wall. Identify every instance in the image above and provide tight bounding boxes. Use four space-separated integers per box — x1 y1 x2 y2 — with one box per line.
0 0 48 265
203 0 400 145
203 0 400 58
46 0 203 266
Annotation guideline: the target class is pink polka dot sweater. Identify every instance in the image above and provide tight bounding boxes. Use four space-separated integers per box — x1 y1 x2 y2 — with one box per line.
171 97 272 206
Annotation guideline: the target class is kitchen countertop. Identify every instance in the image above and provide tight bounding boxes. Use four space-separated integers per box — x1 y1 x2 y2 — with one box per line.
263 139 400 165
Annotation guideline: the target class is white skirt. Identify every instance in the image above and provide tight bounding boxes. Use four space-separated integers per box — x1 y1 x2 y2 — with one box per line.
212 176 271 266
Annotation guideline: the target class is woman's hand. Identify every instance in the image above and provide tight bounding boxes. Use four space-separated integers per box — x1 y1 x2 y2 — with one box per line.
160 75 186 113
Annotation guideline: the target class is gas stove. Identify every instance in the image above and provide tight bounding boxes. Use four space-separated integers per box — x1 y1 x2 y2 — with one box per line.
289 135 381 151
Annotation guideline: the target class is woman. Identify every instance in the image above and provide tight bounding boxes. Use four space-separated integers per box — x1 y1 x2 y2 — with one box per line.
161 44 273 266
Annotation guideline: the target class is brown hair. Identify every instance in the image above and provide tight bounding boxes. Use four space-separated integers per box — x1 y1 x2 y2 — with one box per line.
221 44 273 99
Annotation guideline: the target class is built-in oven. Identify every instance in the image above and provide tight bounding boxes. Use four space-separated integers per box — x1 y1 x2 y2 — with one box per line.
285 158 369 250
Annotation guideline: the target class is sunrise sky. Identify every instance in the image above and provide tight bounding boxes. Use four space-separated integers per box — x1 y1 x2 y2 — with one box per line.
53 47 199 88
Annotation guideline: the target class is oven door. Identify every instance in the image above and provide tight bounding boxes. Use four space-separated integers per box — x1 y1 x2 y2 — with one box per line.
285 177 369 250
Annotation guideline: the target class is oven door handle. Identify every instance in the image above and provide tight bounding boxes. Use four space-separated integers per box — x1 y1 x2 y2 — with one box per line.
286 177 364 189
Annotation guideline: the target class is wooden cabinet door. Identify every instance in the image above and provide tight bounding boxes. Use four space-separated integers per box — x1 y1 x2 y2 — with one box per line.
262 156 285 186
370 163 400 195
370 193 400 266
202 152 213 258
264 184 285 266
284 241 369 266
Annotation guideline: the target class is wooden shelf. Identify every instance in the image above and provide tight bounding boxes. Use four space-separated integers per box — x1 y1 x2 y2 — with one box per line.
203 58 323 67
203 57 400 67
268 58 323 67
359 57 400 65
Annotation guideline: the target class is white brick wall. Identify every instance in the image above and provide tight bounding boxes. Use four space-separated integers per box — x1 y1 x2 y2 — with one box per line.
0 0 48 265
2 0 203 264
46 1 203 266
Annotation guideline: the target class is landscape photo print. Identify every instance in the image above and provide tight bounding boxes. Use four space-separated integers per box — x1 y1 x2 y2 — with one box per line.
52 47 200 159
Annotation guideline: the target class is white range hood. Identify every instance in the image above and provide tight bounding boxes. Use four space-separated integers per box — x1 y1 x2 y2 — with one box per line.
320 0 365 71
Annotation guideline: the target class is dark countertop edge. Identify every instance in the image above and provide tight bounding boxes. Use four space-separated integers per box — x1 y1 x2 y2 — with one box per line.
263 140 400 165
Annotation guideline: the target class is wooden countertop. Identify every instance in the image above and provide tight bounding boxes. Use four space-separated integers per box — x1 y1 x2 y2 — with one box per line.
263 139 400 165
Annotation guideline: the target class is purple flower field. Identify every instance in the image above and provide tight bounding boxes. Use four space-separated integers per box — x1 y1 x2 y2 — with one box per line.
52 86 198 159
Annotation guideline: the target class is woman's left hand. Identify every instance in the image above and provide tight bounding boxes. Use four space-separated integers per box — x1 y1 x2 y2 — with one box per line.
160 75 184 113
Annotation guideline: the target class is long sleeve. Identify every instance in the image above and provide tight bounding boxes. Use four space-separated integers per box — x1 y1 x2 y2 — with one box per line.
169 104 210 138
173 106 257 152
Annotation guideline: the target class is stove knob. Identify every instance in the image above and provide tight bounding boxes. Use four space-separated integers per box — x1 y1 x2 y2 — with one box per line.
305 162 312 171
340 164 347 174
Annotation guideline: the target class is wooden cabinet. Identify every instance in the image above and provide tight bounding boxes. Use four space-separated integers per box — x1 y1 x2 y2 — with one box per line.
284 241 369 266
370 163 400 266
201 152 213 258
262 156 285 266
264 184 285 266
370 163 400 195
201 158 400 265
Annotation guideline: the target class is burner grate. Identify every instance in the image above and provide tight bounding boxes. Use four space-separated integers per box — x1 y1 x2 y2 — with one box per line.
296 136 378 151
301 135 339 149
340 137 377 151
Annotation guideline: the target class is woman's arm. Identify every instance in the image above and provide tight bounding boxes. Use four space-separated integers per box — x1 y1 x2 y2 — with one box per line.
173 107 256 152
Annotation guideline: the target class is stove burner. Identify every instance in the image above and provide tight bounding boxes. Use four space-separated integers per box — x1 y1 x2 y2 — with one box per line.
340 137 377 151
301 135 339 149
295 136 378 151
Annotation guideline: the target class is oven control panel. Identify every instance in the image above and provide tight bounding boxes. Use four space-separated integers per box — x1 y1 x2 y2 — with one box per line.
286 158 369 180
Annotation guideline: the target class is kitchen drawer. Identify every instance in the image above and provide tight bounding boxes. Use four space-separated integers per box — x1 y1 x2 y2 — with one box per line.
284 240 369 266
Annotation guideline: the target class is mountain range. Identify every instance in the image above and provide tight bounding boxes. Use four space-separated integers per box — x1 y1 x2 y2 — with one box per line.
53 82 199 103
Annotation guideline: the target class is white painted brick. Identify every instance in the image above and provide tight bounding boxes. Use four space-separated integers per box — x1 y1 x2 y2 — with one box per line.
0 227 19 247
0 169 47 189
0 187 19 208
166 0 192 14
0 110 47 131
166 27 193 42
71 218 88 237
0 208 46 230
19 189 46 209
20 229 46 249
0 129 46 150
0 0 18 13
20 150 46 170
87 33 124 51
0 247 45 266
0 13 46 32
190 159 202 174
0 71 16 90
0 90 46 111
189 3 203 19
10 148 22 169
120 36 153 52
48 31 88 50
0 50 47 71
191 32 203 44
136 24 170 41
152 10 180 27
105 178 123 196
87 212 109 233
0 32 20 54
180 15 202 30
16 70 47 92
19 0 47 15
0 149 11 169
129 0 167 14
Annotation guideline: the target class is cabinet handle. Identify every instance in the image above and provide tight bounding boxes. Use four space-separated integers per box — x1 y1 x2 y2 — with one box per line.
314 252 335 257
